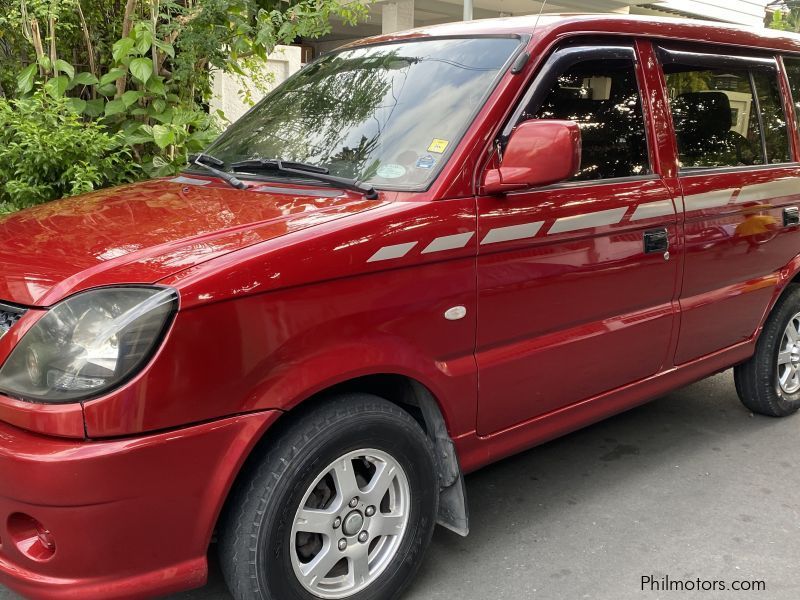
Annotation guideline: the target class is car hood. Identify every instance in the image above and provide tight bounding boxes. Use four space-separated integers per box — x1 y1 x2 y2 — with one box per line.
0 176 383 306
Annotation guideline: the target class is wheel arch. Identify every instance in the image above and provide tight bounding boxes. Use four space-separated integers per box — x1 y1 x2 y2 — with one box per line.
215 372 470 550
750 255 800 343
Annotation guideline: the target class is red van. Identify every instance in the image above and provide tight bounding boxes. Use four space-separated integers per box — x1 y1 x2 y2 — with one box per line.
2 13 800 600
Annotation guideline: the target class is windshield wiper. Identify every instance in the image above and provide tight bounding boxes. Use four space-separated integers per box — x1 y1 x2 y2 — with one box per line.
230 159 378 199
188 153 247 190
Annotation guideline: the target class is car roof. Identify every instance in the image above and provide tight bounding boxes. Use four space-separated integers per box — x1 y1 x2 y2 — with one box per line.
342 13 800 55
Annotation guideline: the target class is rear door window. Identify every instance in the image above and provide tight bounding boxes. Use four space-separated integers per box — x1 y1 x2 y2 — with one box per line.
660 49 790 169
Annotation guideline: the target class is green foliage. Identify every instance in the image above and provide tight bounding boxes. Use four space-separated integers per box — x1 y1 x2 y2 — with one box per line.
0 0 370 210
768 3 800 32
0 93 140 214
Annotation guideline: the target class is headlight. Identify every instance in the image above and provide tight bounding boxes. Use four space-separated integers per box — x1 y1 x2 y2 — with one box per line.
0 287 178 403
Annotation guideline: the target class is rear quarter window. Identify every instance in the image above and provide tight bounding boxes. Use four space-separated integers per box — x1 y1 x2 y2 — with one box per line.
783 57 800 141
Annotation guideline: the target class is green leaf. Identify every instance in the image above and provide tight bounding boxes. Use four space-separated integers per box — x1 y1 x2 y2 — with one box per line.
83 98 106 117
44 75 69 98
105 98 126 117
153 39 175 58
136 29 154 55
152 98 166 114
129 58 153 83
152 154 171 169
16 64 37 95
72 72 99 86
97 83 118 97
100 68 126 86
152 124 175 149
146 76 166 96
122 90 143 107
112 37 135 63
150 107 173 123
54 59 75 80
37 55 52 71
66 98 87 113
125 126 155 145
172 109 198 127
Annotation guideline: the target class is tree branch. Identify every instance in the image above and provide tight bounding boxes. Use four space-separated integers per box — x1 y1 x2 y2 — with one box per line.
30 18 46 76
48 16 57 68
76 1 98 87
116 0 139 98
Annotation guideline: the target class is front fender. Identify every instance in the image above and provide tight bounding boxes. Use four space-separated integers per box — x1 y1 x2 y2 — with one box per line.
84 249 477 438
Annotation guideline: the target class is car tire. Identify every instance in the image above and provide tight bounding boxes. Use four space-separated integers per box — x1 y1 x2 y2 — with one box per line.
734 283 800 417
219 393 439 600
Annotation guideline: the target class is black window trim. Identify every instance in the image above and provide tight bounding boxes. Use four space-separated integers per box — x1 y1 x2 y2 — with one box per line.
656 46 778 72
657 45 794 170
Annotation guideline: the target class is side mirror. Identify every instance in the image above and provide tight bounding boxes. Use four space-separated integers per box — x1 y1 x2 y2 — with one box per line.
482 120 581 195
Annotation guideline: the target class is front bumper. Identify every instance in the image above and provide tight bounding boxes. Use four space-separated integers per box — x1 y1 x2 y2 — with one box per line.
0 410 280 600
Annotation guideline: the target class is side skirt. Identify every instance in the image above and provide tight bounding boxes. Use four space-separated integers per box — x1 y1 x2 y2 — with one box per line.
454 339 755 474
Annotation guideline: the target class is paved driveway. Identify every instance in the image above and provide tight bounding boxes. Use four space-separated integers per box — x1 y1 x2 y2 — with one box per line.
3 371 799 599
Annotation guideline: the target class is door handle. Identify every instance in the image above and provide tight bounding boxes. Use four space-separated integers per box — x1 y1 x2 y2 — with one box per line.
784 206 799 227
643 228 669 254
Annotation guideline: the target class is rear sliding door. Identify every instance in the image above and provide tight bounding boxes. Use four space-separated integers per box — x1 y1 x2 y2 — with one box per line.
658 47 800 363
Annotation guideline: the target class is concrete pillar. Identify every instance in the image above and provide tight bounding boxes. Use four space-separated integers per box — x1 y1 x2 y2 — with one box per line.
463 0 473 21
210 45 302 123
382 0 414 34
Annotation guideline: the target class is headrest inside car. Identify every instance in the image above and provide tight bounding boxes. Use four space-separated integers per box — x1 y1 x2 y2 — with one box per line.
674 91 733 136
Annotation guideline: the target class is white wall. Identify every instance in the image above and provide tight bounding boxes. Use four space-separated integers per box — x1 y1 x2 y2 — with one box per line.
645 0 770 27
210 45 303 124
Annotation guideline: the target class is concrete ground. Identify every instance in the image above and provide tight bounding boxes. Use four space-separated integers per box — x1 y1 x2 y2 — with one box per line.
2 370 799 600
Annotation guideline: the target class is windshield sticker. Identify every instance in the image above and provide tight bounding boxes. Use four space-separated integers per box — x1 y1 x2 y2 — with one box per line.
416 154 436 170
376 163 407 179
427 139 450 153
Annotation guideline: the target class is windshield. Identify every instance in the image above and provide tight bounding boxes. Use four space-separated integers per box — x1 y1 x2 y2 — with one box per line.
201 36 521 190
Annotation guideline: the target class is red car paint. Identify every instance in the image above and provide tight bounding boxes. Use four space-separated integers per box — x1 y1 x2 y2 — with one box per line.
1 13 800 598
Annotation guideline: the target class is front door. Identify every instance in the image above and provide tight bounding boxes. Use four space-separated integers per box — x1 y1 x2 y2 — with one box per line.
476 41 680 435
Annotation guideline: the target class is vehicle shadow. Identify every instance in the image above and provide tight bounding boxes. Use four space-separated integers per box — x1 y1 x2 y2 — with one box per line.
404 370 795 599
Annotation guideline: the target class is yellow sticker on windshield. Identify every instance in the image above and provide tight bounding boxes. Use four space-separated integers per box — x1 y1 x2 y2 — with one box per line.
428 139 449 153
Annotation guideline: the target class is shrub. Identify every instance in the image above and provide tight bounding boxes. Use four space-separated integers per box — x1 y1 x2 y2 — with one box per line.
0 0 371 213
0 92 140 214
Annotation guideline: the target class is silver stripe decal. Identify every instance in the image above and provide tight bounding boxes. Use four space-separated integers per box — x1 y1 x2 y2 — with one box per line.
736 179 799 204
367 241 417 262
481 222 543 245
549 207 627 234
421 232 474 254
630 199 675 221
169 176 211 186
683 189 735 211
